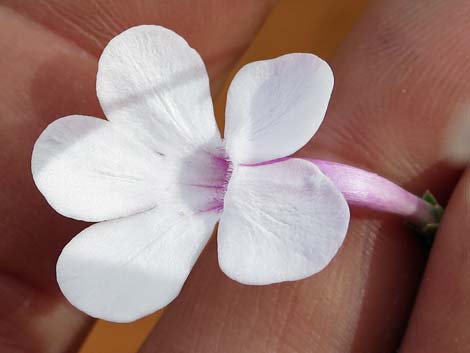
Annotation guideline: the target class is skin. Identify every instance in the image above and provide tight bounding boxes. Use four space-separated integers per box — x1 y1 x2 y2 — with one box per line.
0 0 469 352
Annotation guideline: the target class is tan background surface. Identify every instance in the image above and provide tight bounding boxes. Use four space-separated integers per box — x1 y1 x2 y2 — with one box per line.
78 0 368 352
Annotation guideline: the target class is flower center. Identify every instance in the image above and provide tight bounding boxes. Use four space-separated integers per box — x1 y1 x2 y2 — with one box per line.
209 151 233 211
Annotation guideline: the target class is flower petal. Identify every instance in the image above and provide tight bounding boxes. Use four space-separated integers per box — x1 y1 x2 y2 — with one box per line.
57 206 219 323
32 115 225 222
32 115 163 221
224 54 333 164
218 158 349 285
97 25 221 155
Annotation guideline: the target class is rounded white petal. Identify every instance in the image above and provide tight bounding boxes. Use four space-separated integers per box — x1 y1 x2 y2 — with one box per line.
32 115 163 222
57 206 219 323
32 115 225 222
97 25 221 155
218 158 349 285
224 54 334 164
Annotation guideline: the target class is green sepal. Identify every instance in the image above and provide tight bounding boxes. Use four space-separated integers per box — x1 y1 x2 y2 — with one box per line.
406 190 444 251
422 190 444 222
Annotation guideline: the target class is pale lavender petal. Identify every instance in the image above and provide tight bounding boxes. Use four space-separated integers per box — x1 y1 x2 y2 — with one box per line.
57 205 219 322
218 158 350 285
224 53 334 164
32 115 161 221
97 25 221 156
32 115 227 222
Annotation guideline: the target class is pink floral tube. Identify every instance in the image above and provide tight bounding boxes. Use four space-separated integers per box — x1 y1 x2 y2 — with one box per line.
306 159 442 230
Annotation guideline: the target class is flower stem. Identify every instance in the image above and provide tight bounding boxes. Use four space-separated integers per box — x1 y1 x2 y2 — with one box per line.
305 159 444 236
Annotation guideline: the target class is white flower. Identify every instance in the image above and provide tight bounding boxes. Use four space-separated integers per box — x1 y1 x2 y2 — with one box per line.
31 25 350 322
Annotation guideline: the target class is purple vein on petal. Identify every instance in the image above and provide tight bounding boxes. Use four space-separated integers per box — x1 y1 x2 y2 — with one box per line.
188 184 226 189
187 149 234 214
239 156 291 167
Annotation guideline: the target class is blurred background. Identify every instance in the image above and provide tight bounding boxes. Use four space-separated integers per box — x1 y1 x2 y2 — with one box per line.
78 0 369 352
